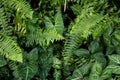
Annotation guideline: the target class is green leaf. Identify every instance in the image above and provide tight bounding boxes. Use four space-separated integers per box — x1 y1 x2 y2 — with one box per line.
27 48 38 62
71 4 81 15
0 33 22 62
72 69 83 79
4 0 33 19
39 47 53 79
106 45 115 55
91 16 110 39
108 54 120 64
110 65 120 74
101 64 120 79
55 11 64 34
115 46 120 54
44 16 54 30
69 63 92 80
114 30 120 42
73 48 90 57
53 57 62 69
100 66 112 80
78 63 92 76
53 69 62 80
0 56 7 67
92 52 106 67
18 63 38 80
89 61 102 80
18 48 38 80
44 11 64 35
88 39 102 54
103 26 113 46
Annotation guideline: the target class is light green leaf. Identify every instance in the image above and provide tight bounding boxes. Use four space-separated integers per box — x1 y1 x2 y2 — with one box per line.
101 65 120 77
53 69 62 80
0 33 22 62
53 57 62 69
89 62 102 80
100 66 112 80
108 54 120 64
114 30 120 42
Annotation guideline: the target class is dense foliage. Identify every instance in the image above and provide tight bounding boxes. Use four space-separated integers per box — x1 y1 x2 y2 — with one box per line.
0 0 120 80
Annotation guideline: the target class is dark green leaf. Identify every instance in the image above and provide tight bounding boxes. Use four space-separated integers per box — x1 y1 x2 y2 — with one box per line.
18 63 38 80
92 52 106 67
88 39 101 54
0 56 7 67
73 48 90 57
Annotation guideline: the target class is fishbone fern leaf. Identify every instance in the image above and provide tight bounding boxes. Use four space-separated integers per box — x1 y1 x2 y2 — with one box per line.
2 0 33 19
44 11 64 35
63 13 104 67
26 29 64 46
0 32 22 62
0 7 13 35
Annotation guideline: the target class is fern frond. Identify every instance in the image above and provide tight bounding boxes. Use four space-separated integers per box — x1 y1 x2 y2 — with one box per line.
54 11 64 35
0 32 22 62
92 16 111 39
3 0 33 19
71 14 104 38
0 7 13 35
8 61 21 79
42 30 64 45
26 29 64 46
44 11 64 35
63 14 103 55
14 13 26 35
63 13 103 67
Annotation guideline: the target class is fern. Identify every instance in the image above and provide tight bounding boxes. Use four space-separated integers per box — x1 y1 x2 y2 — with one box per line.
25 11 64 46
0 0 120 79
13 13 27 35
2 0 33 19
25 28 64 46
44 12 65 44
63 14 103 67
44 10 64 35
0 7 13 35
0 32 22 62
8 61 21 80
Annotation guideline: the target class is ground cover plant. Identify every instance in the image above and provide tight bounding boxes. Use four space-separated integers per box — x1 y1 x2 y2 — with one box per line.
0 0 120 80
